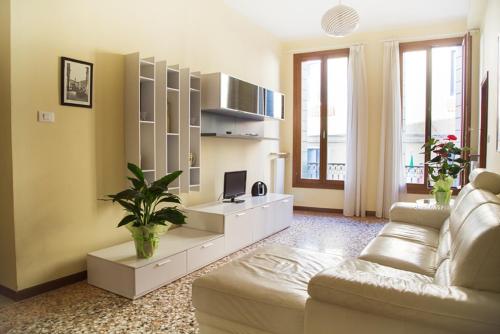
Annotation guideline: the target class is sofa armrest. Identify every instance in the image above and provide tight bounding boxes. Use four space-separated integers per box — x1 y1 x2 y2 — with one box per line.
389 202 450 229
308 259 500 334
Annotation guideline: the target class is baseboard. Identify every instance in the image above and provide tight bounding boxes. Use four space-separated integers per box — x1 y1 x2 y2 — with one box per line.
0 271 87 301
294 206 376 217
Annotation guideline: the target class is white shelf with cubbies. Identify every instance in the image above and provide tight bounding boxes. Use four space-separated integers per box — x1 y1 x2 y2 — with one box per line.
155 62 181 194
125 53 156 184
180 69 201 193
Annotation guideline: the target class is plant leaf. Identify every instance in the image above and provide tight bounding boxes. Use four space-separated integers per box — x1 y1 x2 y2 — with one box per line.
158 194 181 204
128 177 144 190
150 207 186 225
116 198 141 214
151 171 182 190
127 163 144 182
117 215 136 227
109 189 143 202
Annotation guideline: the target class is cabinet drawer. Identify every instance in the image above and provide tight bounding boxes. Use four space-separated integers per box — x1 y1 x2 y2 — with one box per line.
135 251 187 297
187 236 225 272
275 198 293 231
254 203 276 240
225 211 254 254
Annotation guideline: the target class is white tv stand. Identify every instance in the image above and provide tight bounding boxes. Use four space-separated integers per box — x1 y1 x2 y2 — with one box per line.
87 193 293 299
185 193 293 254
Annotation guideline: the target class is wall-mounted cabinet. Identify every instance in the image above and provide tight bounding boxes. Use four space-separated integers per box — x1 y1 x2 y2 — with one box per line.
263 88 285 119
125 53 156 184
180 68 201 193
155 61 181 194
201 72 284 121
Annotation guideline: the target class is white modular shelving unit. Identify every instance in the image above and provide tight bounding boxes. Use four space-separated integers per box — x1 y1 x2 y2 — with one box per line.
155 61 181 194
125 53 156 184
180 68 201 193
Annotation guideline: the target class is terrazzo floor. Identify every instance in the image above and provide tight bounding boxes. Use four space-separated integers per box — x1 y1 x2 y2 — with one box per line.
0 211 385 334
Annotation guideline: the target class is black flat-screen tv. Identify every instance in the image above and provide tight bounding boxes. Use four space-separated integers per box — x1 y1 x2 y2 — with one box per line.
223 171 247 203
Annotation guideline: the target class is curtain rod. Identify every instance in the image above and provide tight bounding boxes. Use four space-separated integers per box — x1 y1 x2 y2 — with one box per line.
380 29 479 43
287 29 479 54
287 43 364 54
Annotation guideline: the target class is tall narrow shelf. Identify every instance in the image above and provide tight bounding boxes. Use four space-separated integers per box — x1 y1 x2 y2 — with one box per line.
125 53 156 184
180 69 201 193
155 62 181 194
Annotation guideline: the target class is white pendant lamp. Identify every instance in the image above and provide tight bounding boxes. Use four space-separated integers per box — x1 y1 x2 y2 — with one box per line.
321 1 360 37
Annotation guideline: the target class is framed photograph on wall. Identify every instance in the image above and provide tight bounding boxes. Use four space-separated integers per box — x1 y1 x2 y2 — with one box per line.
61 57 93 108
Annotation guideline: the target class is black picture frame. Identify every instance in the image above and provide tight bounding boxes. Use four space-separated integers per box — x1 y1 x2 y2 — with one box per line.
60 57 93 108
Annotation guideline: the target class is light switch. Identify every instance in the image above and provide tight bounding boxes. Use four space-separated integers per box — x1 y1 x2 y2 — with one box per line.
38 111 55 123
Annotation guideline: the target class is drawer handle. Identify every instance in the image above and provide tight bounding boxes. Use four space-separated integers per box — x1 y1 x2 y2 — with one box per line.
262 205 270 209
282 200 289 203
201 242 214 249
236 212 247 217
155 259 172 267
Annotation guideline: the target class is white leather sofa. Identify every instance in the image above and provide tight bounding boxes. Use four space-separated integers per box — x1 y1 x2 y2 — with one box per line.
192 169 500 334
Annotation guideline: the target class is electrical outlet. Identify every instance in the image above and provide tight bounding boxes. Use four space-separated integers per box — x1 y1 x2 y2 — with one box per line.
38 111 55 123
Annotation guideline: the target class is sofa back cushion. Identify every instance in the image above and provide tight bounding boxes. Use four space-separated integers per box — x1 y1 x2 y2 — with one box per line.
449 203 500 292
444 169 500 292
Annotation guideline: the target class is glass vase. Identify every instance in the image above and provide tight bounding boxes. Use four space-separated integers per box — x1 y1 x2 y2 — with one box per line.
434 190 452 206
432 176 453 206
126 223 171 259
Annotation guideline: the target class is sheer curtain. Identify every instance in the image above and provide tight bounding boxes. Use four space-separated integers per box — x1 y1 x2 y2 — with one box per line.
376 41 406 218
344 45 368 217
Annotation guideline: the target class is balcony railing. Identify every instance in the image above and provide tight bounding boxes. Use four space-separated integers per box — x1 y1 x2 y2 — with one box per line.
303 163 425 184
405 165 424 184
303 162 346 180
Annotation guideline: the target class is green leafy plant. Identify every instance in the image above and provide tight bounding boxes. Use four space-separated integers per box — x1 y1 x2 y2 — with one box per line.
105 163 186 228
103 163 186 258
422 134 470 183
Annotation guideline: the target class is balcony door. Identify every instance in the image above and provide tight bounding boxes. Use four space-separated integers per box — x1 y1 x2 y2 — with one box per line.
293 49 349 189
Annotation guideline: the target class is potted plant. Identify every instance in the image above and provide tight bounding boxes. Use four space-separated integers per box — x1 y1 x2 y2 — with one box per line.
104 163 186 258
422 135 469 205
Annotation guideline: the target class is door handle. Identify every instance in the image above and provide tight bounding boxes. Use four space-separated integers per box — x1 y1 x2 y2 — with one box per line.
282 200 289 203
155 259 172 267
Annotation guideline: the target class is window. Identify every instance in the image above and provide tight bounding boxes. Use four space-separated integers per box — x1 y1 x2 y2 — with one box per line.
400 37 470 193
293 49 349 189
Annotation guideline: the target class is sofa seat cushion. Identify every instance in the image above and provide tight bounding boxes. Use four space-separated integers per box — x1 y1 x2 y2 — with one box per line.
359 236 437 276
192 245 342 334
378 222 439 248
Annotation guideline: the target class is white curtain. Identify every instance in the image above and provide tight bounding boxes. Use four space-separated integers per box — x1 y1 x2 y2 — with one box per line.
344 45 368 217
376 41 406 218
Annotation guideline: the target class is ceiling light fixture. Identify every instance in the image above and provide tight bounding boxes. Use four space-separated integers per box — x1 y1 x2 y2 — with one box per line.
321 1 360 37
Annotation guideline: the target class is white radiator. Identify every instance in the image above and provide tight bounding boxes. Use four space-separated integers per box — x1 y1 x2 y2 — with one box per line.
272 157 285 194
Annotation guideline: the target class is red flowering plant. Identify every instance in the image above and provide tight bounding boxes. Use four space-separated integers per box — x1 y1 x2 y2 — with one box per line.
421 135 469 203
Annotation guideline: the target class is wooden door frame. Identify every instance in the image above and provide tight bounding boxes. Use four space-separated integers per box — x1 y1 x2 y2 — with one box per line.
292 49 349 189
479 72 489 168
399 36 470 194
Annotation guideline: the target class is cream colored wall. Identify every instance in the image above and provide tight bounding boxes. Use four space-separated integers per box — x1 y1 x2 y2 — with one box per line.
480 0 500 171
9 0 281 290
0 0 17 290
280 20 469 210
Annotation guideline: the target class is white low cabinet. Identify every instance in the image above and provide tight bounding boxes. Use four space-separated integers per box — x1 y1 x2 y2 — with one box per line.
87 193 293 299
185 193 294 255
87 227 224 299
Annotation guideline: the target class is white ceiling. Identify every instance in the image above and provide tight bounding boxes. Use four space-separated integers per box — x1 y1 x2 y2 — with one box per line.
224 0 471 39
